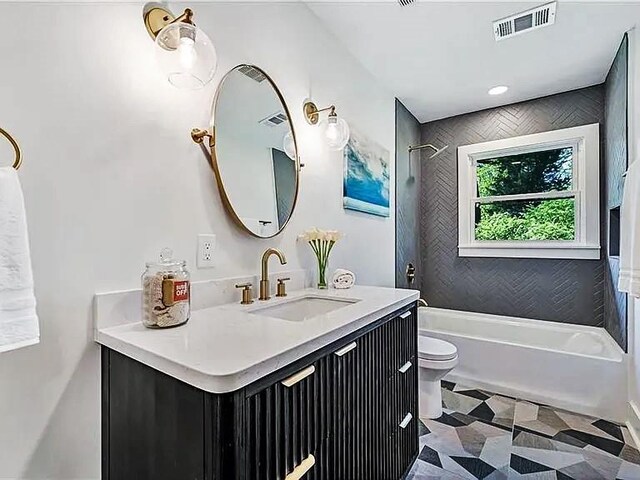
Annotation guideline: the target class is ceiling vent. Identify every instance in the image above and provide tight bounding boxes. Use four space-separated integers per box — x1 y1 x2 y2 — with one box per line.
238 65 267 83
398 0 415 6
260 112 288 127
493 2 556 41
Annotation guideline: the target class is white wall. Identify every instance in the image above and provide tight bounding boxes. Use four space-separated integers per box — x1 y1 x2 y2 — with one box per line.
0 3 395 478
628 27 640 431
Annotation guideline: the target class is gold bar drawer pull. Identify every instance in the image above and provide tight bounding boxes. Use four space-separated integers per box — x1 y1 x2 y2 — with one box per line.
281 366 315 388
400 311 412 319
334 342 357 357
399 412 413 429
398 361 412 373
284 454 316 480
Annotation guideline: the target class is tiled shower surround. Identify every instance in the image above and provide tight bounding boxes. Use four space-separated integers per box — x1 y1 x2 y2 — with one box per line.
407 382 640 479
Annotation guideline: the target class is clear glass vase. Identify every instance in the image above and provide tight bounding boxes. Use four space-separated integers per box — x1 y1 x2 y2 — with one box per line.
317 260 328 289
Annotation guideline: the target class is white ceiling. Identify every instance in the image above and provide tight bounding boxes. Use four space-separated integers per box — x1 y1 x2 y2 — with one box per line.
307 1 640 122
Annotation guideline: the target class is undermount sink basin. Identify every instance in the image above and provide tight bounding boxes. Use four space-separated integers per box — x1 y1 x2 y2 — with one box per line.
250 295 360 321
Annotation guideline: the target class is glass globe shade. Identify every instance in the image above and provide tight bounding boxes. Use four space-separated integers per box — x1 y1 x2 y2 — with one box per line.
283 131 297 160
155 23 217 90
321 115 350 151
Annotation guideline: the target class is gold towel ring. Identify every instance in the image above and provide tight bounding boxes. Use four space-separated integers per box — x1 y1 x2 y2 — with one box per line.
0 127 21 170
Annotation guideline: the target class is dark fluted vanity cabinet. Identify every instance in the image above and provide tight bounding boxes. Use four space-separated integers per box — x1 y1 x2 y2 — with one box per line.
102 303 418 480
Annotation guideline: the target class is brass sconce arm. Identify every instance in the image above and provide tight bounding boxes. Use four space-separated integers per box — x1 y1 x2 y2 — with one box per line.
173 8 194 25
303 102 336 125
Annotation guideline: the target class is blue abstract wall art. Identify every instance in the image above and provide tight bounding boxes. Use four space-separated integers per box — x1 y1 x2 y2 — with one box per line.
343 128 390 217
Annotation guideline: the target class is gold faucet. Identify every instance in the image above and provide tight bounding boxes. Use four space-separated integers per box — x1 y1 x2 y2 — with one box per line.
259 248 287 300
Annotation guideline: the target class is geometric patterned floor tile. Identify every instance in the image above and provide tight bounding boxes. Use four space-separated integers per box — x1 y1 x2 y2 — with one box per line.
442 381 516 430
408 382 640 480
418 411 511 479
512 399 640 479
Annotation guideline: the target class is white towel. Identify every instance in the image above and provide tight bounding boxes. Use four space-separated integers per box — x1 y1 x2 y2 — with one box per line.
332 269 355 289
619 160 640 297
0 167 39 352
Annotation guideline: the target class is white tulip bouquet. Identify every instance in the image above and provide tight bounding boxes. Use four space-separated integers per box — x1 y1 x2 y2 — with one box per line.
299 228 342 289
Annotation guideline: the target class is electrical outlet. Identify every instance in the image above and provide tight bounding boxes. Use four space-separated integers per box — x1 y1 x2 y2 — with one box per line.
197 234 216 268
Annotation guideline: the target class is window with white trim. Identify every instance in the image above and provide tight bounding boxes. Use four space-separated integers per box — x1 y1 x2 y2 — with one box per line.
457 124 600 259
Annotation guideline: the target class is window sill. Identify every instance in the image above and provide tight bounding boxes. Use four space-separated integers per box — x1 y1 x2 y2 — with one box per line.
458 244 601 260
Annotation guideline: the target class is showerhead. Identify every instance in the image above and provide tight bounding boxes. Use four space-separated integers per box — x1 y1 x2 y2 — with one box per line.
428 145 448 159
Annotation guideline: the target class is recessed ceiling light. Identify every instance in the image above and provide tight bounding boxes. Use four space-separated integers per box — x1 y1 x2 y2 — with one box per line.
488 85 509 96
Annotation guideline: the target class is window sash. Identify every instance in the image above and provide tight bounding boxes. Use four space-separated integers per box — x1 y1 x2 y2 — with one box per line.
471 140 579 198
472 190 577 204
472 195 578 243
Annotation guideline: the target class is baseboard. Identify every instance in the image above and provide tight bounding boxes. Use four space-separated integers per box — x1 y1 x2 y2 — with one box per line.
626 401 640 448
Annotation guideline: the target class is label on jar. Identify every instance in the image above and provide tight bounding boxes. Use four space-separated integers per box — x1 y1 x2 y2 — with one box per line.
162 279 190 307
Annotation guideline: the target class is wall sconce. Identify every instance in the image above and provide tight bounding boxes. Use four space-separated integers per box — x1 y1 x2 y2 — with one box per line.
143 5 217 89
303 101 350 151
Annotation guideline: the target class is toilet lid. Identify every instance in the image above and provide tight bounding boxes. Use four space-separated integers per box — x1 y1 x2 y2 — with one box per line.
418 336 457 361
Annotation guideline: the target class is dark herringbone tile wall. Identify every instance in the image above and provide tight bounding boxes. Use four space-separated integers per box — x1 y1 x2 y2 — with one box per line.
396 100 422 289
419 86 606 326
604 35 629 349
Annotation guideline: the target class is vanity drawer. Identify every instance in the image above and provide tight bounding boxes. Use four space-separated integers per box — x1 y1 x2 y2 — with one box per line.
380 309 417 379
284 437 331 480
245 358 331 480
327 333 381 480
387 363 419 480
387 356 417 421
390 408 419 480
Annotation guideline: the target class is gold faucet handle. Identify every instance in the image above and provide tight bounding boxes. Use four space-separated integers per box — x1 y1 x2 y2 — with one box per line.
235 283 254 305
276 277 291 297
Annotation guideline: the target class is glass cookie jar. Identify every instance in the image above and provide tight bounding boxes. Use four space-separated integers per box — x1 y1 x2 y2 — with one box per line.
142 248 191 329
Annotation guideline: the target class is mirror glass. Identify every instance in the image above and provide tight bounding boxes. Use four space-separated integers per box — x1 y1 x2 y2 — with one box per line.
213 65 299 238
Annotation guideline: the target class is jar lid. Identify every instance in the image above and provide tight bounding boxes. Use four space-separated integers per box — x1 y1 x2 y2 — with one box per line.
146 248 186 269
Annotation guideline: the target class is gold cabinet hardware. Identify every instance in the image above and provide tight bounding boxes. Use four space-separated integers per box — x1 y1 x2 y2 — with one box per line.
334 342 357 357
276 277 290 297
235 283 254 305
400 311 412 320
398 361 412 374
0 127 21 170
399 412 413 429
284 454 316 480
281 365 315 388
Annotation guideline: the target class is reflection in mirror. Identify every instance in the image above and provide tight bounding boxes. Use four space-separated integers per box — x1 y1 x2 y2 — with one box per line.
213 65 299 238
0 139 15 168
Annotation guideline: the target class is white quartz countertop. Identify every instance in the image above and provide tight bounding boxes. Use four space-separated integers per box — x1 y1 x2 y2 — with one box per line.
95 286 419 393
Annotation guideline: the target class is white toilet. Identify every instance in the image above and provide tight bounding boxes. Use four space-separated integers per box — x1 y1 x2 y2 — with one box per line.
418 336 458 419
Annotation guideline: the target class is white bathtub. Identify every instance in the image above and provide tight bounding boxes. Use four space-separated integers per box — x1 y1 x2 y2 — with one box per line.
419 307 627 422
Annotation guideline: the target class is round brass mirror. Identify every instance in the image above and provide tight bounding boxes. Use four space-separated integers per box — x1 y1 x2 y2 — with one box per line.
209 64 299 238
0 127 21 170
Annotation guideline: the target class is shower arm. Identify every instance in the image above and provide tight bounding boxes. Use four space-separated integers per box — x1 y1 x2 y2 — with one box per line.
407 144 437 179
407 143 439 154
407 143 448 179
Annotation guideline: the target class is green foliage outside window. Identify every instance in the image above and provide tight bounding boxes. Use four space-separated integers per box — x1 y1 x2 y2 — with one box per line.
475 198 575 241
474 147 575 241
